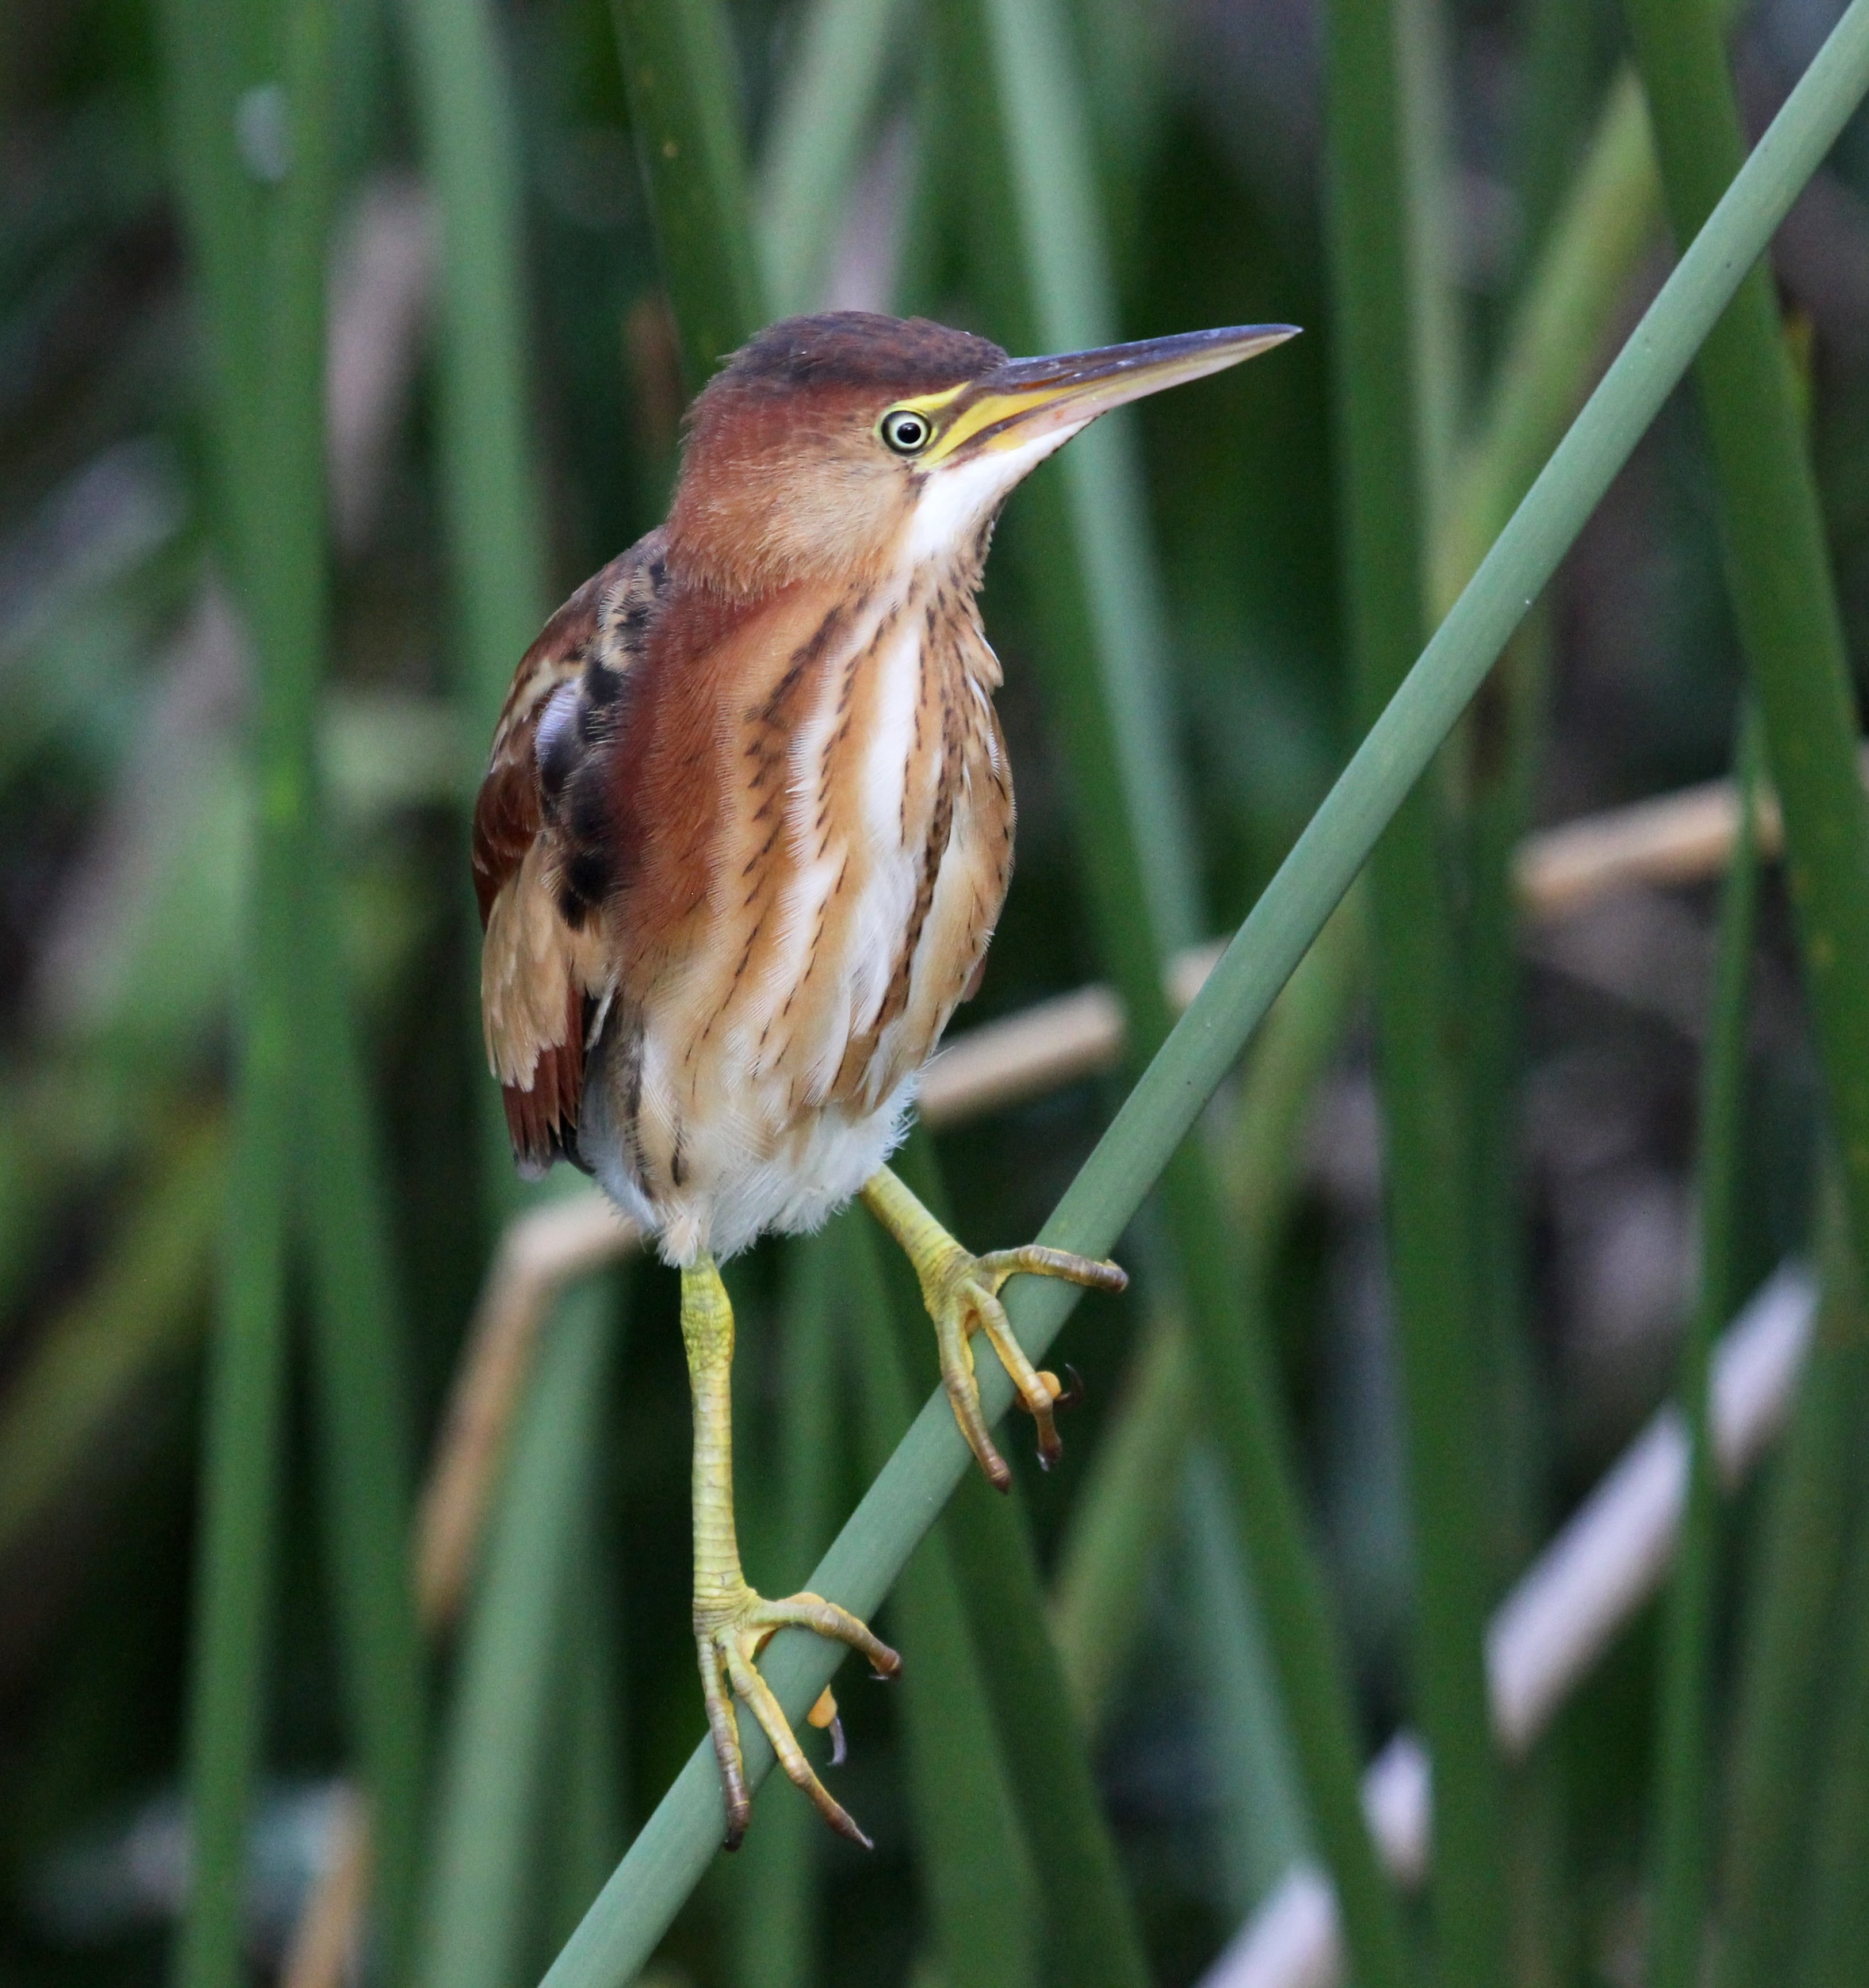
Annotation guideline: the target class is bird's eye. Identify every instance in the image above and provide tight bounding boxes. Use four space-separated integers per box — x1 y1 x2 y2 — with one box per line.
880 408 933 456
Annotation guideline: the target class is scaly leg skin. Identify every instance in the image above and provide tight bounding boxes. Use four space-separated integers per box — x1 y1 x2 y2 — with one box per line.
859 1165 1127 1490
681 1256 899 1849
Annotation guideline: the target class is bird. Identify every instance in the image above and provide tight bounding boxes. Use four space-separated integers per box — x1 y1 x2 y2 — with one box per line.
472 309 1296 1850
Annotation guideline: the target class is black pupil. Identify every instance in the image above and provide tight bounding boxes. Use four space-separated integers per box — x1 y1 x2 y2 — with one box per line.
889 414 926 450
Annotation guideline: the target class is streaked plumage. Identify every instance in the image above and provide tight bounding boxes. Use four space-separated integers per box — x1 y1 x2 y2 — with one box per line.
471 309 1295 1850
476 317 1031 1262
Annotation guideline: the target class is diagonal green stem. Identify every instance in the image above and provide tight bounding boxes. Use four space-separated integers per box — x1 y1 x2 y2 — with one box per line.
934 0 1397 1966
536 11 1869 1982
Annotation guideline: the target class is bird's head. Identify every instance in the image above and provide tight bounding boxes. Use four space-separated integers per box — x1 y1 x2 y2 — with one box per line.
665 311 1297 597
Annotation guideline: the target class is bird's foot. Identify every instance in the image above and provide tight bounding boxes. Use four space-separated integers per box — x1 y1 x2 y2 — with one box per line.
922 1244 1123 1486
695 1580 899 1850
861 1167 1126 1490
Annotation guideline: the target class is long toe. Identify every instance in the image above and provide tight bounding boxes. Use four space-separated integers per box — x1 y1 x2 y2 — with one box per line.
976 1244 1128 1296
701 1585 893 1848
760 1591 901 1678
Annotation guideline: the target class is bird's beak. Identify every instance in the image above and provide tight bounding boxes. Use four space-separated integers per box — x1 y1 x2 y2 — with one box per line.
919 323 1299 466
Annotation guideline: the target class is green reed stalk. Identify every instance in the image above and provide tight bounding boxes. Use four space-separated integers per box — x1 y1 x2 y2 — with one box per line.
299 859 427 1971
1622 0 1869 1285
1324 0 1508 1975
1050 893 1365 1734
1717 1181 1869 1988
0 1120 223 1561
729 1237 840 1988
416 1275 625 1988
610 0 763 393
1648 713 1763 1988
1435 68 1659 612
846 1213 1040 1988
885 1134 1151 1988
156 5 338 1985
534 13 1869 1979
397 0 552 736
545 1531 629 1951
937 0 1408 1967
1796 1255 1869 1988
757 0 911 315
1181 1446 1313 1916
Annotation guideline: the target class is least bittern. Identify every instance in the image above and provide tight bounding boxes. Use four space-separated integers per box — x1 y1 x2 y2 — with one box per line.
473 311 1294 1847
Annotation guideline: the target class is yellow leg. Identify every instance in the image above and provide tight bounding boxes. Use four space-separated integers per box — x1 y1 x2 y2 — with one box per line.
681 1256 899 1849
860 1166 1126 1490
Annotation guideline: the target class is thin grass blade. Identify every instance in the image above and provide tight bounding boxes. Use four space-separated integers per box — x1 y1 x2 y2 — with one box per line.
416 1274 626 1988
844 1214 1039 1988
1648 712 1764 1988
609 0 762 392
1324 0 1509 1970
1717 1181 1869 1988
729 1236 840 1988
395 0 552 736
883 1134 1151 1988
1622 0 1869 1287
155 2 338 1982
756 0 910 315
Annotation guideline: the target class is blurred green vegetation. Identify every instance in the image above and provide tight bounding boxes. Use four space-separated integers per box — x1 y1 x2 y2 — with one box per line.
5 0 1869 1984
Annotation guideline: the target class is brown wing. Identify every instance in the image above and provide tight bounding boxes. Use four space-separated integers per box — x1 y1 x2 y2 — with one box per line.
473 530 670 1175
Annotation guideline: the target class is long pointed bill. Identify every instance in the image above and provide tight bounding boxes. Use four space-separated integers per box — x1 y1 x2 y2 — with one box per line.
921 324 1298 465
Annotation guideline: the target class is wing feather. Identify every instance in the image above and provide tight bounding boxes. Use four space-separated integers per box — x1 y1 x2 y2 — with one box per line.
472 530 668 1173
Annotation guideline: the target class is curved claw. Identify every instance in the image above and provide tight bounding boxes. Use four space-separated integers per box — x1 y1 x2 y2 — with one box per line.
858 1167 1127 1488
933 1249 1122 1479
698 1587 899 1851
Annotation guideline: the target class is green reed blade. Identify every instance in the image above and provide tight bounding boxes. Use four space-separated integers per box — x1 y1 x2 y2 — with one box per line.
965 0 1203 961
1796 1240 1869 1988
156 2 338 1983
1648 712 1764 1988
1622 0 1869 1289
1435 68 1660 613
532 12 1869 1979
934 0 1397 1964
1324 0 1508 1972
729 1236 840 1988
416 1274 625 1988
396 0 552 737
1181 1444 1312 1915
545 1533 629 1951
1717 1180 1869 1988
845 1213 1039 1988
1048 1298 1190 1729
300 894 428 1975
884 1133 1151 1988
1050 892 1366 1737
756 0 910 315
610 0 762 393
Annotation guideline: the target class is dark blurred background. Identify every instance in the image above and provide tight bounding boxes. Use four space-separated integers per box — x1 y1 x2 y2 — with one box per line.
3 0 1868 1980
